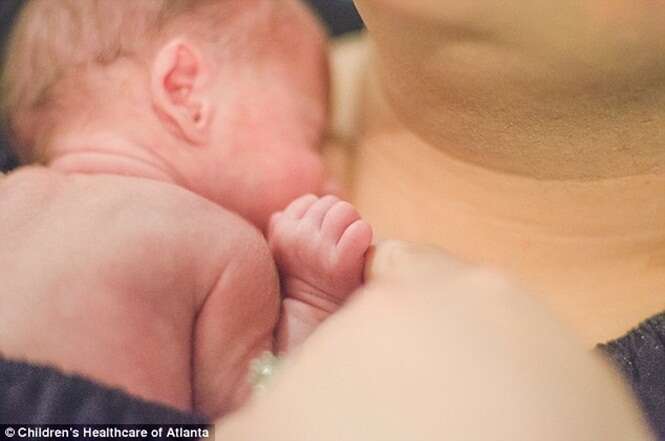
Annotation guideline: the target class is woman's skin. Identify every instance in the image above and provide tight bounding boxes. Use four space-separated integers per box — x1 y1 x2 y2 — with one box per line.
329 0 665 345
217 242 652 441
215 2 664 436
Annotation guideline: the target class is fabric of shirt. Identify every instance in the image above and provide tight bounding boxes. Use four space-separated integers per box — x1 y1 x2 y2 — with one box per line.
599 313 665 440
0 358 207 425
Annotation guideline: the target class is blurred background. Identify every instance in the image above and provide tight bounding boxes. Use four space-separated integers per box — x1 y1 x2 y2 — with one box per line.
306 0 364 36
0 0 364 172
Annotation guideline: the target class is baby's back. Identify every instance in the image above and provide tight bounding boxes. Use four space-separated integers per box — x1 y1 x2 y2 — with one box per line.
0 167 280 416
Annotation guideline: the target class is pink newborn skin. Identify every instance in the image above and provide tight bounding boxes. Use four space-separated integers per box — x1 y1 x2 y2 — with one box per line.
270 195 373 354
0 0 372 419
0 167 279 417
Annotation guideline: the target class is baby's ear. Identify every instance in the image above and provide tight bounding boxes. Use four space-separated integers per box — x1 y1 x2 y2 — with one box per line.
151 38 212 145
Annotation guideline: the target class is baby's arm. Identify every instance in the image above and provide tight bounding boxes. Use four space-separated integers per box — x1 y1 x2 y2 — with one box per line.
192 216 280 418
194 195 370 416
268 195 373 354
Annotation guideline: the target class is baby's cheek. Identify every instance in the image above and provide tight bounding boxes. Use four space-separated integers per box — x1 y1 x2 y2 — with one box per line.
292 149 325 187
283 151 326 201
253 152 326 229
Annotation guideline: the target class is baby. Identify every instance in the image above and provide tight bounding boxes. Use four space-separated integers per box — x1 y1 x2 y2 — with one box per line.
0 0 371 419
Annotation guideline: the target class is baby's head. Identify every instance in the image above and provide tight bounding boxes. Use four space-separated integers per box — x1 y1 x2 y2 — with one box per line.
1 0 329 229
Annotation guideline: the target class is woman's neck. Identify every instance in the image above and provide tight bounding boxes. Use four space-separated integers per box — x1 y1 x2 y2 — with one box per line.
337 40 665 344
353 127 665 345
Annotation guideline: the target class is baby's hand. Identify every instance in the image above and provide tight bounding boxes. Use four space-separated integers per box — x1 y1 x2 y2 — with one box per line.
268 194 373 353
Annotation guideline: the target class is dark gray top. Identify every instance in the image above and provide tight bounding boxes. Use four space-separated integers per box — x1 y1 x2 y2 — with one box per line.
599 313 665 439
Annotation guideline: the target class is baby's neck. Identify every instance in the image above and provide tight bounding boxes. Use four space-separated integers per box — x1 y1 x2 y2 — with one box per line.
42 131 186 186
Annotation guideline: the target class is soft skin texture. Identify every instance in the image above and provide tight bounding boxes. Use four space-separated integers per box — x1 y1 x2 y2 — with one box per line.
0 167 280 417
217 242 652 441
269 194 373 354
326 0 665 345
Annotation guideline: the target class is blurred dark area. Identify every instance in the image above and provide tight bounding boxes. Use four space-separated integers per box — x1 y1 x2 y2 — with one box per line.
0 0 22 172
305 0 364 37
0 0 364 173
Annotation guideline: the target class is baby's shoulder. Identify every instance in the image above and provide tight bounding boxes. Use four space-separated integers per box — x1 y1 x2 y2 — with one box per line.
71 172 267 252
1 166 268 265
